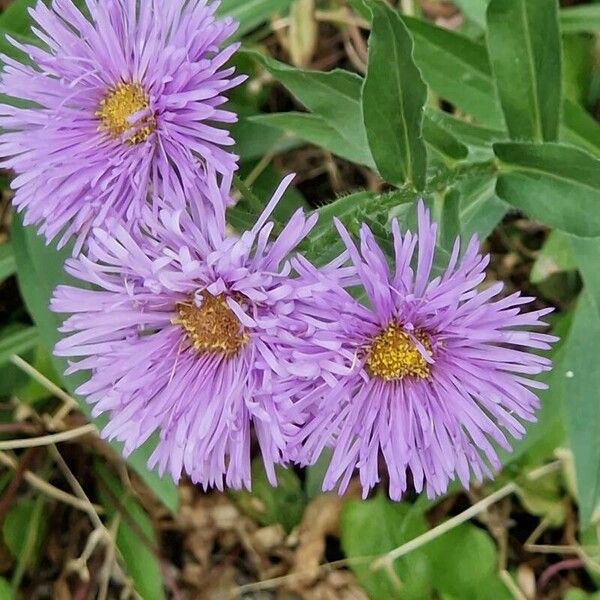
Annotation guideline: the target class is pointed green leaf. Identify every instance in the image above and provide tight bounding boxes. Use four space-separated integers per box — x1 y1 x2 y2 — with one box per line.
362 0 427 189
487 0 561 142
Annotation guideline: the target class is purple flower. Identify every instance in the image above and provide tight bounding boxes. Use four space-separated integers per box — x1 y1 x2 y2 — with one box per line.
290 202 556 500
0 0 244 248
51 175 320 490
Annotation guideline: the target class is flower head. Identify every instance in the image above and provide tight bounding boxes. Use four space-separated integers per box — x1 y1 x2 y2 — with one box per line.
0 0 244 247
291 202 556 500
51 175 320 490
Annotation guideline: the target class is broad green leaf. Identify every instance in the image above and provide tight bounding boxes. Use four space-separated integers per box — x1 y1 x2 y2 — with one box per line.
0 243 16 284
427 524 511 600
560 6 600 34
11 217 178 512
217 0 294 38
95 462 166 600
245 51 373 166
486 0 561 142
250 112 374 166
341 497 432 600
403 16 503 127
531 231 576 284
230 458 306 533
362 0 427 189
0 326 39 365
494 142 600 237
562 291 600 525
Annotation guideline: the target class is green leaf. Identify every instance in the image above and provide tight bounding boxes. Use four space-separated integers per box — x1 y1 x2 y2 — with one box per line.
530 231 576 284
0 243 16 285
430 526 512 600
494 142 600 237
0 326 39 365
0 0 37 36
10 217 178 512
362 0 427 189
230 459 306 533
486 0 561 142
560 6 600 34
403 16 503 127
341 496 432 600
250 112 374 166
245 51 373 166
95 462 166 600
562 290 600 525
427 109 506 151
423 115 468 164
217 0 294 38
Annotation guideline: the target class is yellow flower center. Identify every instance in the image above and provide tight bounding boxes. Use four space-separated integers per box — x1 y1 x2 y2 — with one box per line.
365 322 432 381
96 82 155 144
174 292 249 357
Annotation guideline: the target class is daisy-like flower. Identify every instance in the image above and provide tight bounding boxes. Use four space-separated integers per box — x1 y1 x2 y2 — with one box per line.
50 175 321 490
291 202 556 500
0 0 244 247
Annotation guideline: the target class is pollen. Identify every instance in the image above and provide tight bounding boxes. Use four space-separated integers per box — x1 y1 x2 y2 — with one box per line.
366 322 432 381
97 82 155 144
174 292 249 357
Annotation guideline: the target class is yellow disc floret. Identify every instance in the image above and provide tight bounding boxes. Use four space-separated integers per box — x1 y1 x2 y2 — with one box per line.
174 292 249 357
366 322 432 381
97 82 155 144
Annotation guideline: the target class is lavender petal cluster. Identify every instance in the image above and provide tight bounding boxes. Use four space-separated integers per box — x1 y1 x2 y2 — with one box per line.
1 0 556 499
